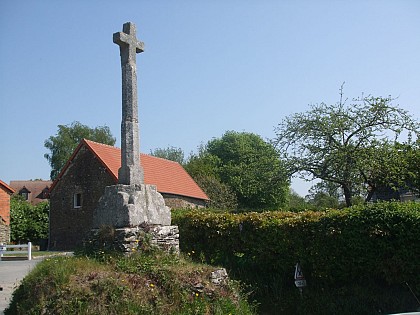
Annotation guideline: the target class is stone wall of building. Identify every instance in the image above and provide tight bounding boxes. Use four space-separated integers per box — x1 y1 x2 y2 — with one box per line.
163 193 207 209
0 219 10 244
49 146 115 250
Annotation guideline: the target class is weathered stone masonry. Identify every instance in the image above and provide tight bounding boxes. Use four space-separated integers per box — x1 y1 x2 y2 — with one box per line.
49 146 115 250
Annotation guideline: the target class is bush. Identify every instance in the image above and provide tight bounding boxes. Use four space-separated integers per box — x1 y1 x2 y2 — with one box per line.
10 196 49 244
173 202 420 314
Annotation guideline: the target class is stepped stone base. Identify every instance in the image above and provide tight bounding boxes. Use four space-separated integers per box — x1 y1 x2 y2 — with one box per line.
90 183 178 254
89 225 179 255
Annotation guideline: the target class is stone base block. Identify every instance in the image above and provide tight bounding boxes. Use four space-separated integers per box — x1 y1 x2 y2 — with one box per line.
93 184 171 228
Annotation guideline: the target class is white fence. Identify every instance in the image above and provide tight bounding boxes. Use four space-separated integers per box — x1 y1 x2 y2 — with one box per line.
0 242 32 260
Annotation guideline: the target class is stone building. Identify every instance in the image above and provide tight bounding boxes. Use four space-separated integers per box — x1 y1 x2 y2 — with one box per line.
9 180 52 205
0 180 15 243
49 139 209 250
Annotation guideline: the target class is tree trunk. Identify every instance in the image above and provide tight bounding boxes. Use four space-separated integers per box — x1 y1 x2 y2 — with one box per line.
342 185 353 207
365 185 376 203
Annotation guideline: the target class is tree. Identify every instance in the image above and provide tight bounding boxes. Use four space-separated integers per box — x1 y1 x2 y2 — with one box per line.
10 195 49 244
305 181 343 209
360 140 420 201
150 146 185 164
44 121 116 180
403 139 420 193
274 86 419 207
185 146 238 210
193 174 238 211
186 131 290 210
287 189 313 212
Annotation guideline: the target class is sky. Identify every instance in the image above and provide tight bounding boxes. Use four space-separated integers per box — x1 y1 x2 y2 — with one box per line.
0 1 419 197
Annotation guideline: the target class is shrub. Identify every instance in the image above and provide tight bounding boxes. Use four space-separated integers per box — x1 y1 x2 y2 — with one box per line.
10 196 49 244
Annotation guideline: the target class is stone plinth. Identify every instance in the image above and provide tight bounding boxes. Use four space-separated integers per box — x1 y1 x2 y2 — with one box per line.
93 184 171 228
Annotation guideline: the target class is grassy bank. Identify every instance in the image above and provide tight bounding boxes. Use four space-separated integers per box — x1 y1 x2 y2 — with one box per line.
5 249 255 315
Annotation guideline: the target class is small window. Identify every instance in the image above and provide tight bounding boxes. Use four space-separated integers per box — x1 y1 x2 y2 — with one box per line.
19 187 30 201
73 193 82 208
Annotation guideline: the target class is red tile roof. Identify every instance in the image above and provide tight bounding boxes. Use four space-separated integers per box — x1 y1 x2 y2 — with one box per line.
51 139 209 201
0 180 15 195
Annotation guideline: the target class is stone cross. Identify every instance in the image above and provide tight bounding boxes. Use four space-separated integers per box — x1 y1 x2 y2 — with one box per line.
113 22 145 186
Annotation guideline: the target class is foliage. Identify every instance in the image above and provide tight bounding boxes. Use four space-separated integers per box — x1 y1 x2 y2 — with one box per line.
305 181 345 209
6 250 256 315
207 131 289 209
285 189 314 212
403 138 420 192
356 140 419 202
185 131 290 210
185 147 221 180
274 85 419 206
150 146 185 165
193 174 238 211
173 202 420 314
44 121 116 180
10 195 49 244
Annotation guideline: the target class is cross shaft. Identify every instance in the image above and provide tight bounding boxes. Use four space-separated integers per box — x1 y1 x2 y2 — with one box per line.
114 22 145 186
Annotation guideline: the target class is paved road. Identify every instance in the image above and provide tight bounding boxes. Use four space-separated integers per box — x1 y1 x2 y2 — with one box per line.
0 258 42 314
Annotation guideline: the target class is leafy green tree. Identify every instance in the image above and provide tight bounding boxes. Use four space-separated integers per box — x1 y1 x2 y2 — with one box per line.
10 196 49 244
193 174 238 211
185 148 238 210
306 182 343 209
286 190 313 212
184 147 221 179
360 141 406 202
361 140 420 201
274 86 419 206
150 146 185 164
207 131 289 210
44 121 116 180
186 131 290 210
403 139 420 193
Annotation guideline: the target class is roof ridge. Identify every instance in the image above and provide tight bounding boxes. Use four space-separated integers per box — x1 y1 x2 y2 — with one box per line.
84 139 182 165
10 180 51 183
83 138 120 150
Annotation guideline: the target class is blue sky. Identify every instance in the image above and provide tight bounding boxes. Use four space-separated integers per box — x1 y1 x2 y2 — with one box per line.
1 1 419 196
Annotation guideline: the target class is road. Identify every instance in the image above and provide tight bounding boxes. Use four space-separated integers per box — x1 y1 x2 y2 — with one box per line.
0 259 42 314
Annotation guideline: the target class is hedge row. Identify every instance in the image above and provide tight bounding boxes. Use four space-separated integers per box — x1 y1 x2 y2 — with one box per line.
173 202 420 314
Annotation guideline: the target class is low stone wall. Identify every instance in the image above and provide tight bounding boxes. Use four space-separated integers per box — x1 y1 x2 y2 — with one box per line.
87 224 179 255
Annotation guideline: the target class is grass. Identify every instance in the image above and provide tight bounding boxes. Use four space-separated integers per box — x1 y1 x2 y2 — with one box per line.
5 248 256 315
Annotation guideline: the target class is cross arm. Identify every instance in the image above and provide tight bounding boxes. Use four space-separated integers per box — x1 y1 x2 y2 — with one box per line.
113 32 145 53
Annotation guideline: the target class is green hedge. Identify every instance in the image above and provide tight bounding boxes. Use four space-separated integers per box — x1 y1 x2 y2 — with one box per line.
173 202 420 314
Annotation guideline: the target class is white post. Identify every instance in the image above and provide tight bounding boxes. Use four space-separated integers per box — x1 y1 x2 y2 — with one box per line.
28 242 32 261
